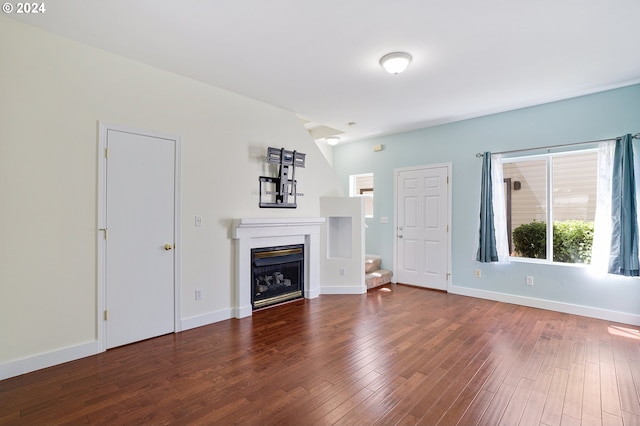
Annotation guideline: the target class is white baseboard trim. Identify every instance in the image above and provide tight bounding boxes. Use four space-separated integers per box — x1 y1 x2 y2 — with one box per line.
1 308 236 381
232 305 252 319
181 308 233 331
449 285 640 326
0 340 99 381
305 288 320 299
320 285 367 295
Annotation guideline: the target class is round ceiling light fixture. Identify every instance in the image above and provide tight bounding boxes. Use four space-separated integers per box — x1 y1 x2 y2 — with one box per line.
379 52 412 75
326 136 340 146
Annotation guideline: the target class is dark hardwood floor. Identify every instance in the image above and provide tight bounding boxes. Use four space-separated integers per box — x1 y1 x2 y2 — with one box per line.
1 284 640 425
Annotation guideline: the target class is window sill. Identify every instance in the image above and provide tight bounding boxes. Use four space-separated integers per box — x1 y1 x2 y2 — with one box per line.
508 257 591 268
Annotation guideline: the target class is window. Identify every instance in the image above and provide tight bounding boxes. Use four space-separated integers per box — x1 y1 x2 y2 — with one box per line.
502 150 597 264
349 173 374 218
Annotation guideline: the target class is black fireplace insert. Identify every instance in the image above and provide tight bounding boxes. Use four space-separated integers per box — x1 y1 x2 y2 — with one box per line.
251 244 304 309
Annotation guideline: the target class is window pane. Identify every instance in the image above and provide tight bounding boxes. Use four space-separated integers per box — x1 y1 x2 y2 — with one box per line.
551 152 597 264
503 160 547 259
349 173 374 218
355 175 373 194
363 195 373 217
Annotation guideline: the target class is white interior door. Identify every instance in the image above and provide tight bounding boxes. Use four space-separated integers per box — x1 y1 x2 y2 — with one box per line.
105 129 176 349
396 165 449 290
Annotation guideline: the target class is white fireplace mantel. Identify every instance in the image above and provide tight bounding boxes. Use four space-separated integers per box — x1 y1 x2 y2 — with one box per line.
232 217 325 318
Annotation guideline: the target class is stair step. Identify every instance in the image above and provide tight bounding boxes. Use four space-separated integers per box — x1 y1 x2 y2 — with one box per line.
366 269 392 290
365 255 382 273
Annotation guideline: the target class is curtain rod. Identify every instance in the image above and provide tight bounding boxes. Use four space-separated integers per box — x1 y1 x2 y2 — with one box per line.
475 133 640 158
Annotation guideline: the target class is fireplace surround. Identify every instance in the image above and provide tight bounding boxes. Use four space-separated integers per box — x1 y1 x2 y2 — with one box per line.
232 217 324 318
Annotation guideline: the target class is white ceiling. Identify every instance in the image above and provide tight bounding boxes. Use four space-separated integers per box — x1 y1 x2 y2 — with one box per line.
8 0 640 143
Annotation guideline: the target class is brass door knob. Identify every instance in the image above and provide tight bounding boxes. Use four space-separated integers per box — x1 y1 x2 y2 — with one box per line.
164 244 173 251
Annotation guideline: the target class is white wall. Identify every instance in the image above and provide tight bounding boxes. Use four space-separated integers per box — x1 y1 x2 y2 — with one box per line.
0 17 342 375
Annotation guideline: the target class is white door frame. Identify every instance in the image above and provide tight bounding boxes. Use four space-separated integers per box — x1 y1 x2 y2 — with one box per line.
393 163 452 290
97 121 182 352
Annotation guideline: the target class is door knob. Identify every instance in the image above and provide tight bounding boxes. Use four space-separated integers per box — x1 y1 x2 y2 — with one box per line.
398 235 403 238
164 244 173 251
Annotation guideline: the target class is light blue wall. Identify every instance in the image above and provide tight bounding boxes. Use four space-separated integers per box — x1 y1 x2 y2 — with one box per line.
333 84 640 318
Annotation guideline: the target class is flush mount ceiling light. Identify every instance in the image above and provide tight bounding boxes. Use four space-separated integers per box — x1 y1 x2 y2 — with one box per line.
379 52 412 75
326 136 340 146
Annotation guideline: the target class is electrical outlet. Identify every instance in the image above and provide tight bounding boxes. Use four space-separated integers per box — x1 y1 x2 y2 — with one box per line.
339 268 345 277
526 276 534 286
474 269 481 278
195 216 202 227
195 289 202 300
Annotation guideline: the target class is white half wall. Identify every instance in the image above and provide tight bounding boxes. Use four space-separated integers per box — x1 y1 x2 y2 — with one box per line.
320 197 366 294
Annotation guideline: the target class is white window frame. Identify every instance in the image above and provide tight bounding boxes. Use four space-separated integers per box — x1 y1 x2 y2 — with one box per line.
503 148 598 265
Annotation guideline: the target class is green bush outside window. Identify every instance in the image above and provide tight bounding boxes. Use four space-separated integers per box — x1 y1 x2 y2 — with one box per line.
512 220 594 263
